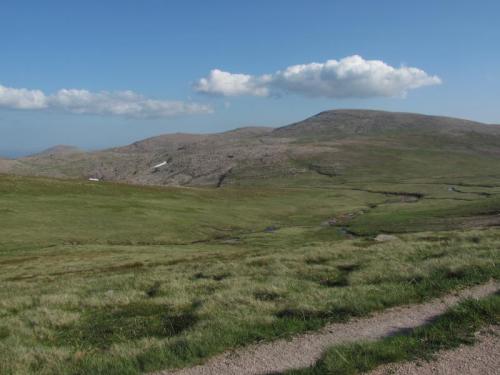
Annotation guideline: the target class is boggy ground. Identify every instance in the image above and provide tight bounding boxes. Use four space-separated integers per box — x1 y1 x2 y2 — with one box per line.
0 175 499 374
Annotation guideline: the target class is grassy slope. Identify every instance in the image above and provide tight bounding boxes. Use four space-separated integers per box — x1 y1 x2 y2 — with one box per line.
287 293 500 375
0 174 499 374
0 175 381 247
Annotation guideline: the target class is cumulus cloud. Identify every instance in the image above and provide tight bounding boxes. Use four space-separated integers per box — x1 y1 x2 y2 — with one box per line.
195 55 441 98
0 84 212 118
0 85 47 109
195 69 271 97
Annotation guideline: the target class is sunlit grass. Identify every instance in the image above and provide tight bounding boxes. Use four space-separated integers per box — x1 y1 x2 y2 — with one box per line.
287 293 500 374
0 175 499 374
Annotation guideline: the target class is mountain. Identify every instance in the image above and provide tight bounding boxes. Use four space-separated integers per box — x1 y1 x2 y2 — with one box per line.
0 158 17 171
273 109 500 139
2 110 500 187
29 145 83 157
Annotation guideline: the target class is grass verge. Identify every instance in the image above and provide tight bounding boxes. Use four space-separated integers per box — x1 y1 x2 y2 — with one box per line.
286 292 500 375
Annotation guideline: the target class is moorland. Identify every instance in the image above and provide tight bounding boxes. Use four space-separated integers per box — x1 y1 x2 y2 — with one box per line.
1 110 499 374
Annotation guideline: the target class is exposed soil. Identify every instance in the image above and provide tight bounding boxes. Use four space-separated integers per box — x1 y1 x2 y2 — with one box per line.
370 325 499 375
154 281 499 375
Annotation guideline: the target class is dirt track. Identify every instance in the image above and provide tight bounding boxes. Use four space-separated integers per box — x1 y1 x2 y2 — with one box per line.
155 280 499 375
370 325 499 375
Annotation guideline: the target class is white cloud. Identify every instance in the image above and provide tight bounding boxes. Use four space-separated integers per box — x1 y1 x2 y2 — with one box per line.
0 84 212 118
195 55 441 98
0 85 47 109
195 69 270 97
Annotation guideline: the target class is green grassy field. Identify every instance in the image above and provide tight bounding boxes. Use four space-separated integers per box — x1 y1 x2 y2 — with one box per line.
1 174 499 374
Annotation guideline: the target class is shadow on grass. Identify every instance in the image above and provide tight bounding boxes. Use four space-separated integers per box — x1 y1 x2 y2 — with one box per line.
49 265 497 374
286 293 500 375
276 266 497 326
55 303 198 349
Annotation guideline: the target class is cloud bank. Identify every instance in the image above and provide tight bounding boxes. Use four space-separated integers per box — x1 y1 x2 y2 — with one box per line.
195 55 441 98
0 85 212 118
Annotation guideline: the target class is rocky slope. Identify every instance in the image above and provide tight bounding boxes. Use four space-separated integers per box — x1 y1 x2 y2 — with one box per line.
2 110 500 186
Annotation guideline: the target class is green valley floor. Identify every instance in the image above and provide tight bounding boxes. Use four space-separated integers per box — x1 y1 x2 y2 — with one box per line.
0 174 499 374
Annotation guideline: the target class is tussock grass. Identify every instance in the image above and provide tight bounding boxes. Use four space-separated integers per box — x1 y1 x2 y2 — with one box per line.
56 303 199 349
0 175 499 374
287 293 500 374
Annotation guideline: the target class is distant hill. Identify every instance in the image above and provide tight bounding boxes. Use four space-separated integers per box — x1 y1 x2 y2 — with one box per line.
272 109 500 139
2 110 500 187
0 158 17 171
29 145 83 157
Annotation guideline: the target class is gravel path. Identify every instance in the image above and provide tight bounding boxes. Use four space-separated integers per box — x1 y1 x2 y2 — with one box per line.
155 280 499 375
370 325 500 375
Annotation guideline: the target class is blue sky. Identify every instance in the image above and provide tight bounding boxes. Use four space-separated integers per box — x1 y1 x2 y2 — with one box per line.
1 0 499 157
